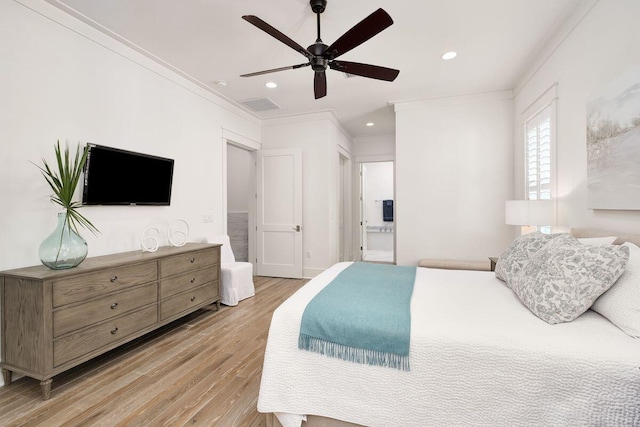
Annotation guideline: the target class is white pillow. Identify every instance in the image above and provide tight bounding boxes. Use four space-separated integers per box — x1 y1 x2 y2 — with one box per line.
511 234 630 324
591 242 640 338
577 236 617 246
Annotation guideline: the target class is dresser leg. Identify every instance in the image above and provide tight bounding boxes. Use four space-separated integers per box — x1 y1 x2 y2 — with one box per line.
40 378 53 400
216 300 221 311
2 368 12 386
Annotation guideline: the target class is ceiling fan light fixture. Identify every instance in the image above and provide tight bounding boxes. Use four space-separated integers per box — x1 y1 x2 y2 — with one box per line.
441 51 457 60
265 81 278 88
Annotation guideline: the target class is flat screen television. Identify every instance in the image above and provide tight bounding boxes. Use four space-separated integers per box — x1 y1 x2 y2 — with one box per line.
82 144 174 206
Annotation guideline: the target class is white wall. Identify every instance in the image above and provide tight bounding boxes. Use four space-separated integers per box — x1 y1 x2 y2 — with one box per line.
0 0 260 269
261 112 352 277
0 0 260 386
514 0 640 232
395 91 515 266
353 134 396 160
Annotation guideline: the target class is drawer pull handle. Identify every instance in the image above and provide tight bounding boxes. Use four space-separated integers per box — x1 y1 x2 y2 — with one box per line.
190 278 196 283
110 327 119 335
190 257 196 263
190 296 196 302
110 276 118 283
110 302 118 310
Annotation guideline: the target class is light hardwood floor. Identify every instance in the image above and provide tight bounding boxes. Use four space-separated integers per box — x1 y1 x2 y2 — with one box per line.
0 276 307 426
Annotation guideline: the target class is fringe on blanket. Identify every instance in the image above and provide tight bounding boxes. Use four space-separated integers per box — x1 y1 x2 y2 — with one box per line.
299 333 410 371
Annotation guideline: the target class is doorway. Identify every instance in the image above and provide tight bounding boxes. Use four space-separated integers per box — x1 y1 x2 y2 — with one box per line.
226 144 254 262
360 161 394 263
224 140 303 278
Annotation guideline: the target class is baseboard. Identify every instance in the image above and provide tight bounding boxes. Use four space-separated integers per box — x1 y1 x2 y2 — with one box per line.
303 267 325 279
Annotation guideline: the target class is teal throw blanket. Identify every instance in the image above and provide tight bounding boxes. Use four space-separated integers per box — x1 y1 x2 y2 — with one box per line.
298 262 416 371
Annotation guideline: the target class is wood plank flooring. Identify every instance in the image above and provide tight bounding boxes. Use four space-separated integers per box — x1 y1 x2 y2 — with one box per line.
0 276 307 426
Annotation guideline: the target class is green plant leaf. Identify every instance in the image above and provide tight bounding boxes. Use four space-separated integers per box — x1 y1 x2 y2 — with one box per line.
34 141 99 236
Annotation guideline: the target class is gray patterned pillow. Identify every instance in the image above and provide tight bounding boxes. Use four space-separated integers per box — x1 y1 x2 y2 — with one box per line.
511 234 630 324
495 232 557 288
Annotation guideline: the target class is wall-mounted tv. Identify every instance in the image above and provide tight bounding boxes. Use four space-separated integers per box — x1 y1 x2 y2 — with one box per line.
82 144 174 206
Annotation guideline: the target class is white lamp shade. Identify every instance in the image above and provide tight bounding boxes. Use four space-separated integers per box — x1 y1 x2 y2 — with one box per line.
505 200 555 226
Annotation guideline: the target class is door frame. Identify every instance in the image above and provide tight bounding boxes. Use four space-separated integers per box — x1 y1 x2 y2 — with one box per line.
338 155 345 262
337 148 353 262
353 155 396 264
222 129 260 270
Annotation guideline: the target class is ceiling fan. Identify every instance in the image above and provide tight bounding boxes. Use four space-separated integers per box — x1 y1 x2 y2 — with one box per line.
240 0 400 99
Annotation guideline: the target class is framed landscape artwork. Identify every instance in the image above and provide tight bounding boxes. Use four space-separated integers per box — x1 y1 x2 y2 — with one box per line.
587 66 640 210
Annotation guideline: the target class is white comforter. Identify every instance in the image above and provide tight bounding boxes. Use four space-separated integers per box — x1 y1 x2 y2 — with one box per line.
258 262 640 427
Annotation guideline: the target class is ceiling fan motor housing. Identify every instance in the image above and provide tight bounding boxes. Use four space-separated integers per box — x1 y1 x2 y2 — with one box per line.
308 42 328 56
311 56 328 72
310 0 327 14
308 42 329 70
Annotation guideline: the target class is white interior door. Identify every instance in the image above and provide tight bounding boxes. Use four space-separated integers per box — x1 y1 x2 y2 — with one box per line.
256 149 303 278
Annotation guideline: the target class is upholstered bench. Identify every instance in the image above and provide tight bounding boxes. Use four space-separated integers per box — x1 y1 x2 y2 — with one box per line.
418 258 491 271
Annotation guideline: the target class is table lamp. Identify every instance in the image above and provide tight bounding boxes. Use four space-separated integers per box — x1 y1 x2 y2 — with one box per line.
505 200 555 233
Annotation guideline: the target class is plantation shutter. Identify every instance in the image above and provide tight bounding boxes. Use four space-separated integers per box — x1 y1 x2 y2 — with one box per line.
525 105 552 201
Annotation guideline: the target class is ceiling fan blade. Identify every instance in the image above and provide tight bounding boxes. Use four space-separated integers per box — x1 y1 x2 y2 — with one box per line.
314 71 327 99
242 15 311 59
241 63 310 77
329 61 399 81
324 9 393 59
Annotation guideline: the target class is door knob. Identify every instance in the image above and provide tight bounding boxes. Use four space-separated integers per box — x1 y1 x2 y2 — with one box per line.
292 225 301 232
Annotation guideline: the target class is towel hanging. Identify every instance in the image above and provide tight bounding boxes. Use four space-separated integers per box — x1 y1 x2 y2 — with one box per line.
383 200 393 222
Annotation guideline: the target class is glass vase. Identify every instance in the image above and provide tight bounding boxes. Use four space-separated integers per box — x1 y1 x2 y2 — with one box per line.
39 212 88 270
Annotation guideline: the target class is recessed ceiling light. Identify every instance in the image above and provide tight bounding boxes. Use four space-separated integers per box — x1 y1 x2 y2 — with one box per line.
265 81 278 88
441 51 457 60
366 122 375 127
213 80 227 86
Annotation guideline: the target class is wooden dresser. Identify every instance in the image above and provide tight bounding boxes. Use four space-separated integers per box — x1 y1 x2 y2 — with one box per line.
0 243 220 400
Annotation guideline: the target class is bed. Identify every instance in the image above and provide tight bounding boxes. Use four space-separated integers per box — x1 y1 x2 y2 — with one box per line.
257 229 640 427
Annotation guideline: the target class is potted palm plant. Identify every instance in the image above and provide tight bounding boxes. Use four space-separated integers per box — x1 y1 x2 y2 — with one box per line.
36 141 99 269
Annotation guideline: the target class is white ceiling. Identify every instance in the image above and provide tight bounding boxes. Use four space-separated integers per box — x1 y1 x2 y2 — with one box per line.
48 0 584 137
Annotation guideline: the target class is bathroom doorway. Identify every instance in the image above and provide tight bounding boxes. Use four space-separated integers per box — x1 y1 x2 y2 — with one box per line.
360 161 394 263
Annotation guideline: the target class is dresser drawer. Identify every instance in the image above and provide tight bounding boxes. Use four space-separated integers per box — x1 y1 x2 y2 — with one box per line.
159 248 218 279
52 262 157 307
53 283 157 338
160 265 218 299
160 282 219 321
53 304 157 367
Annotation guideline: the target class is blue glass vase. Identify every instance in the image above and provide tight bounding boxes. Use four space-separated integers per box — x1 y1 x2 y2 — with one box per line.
39 212 88 269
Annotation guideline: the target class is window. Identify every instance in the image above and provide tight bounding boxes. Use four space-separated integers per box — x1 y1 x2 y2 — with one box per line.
525 104 552 201
523 92 555 234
